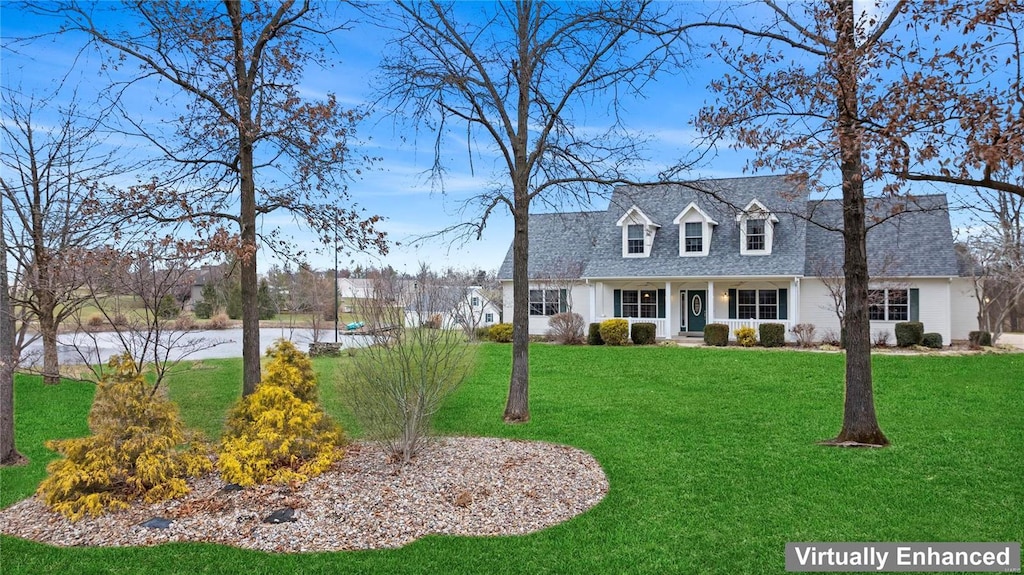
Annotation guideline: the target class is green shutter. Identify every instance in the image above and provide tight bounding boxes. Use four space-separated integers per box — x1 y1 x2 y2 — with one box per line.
657 289 666 318
909 288 919 321
778 288 788 320
559 289 567 313
613 289 621 317
728 289 737 319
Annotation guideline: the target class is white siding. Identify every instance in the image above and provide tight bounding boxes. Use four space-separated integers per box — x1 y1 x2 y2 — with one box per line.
950 278 979 341
799 277 968 344
501 281 591 335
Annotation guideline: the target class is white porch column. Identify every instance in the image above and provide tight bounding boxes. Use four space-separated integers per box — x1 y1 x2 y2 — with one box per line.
664 281 672 338
707 280 716 324
791 278 800 325
589 281 597 326
595 281 604 321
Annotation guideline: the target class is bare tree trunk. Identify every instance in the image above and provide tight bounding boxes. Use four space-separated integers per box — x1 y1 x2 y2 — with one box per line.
38 297 59 385
1 194 25 465
505 208 530 423
828 0 888 447
227 0 261 396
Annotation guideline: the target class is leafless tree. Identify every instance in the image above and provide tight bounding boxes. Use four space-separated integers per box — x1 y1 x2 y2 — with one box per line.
1 189 25 466
377 1 689 422
73 241 227 390
30 1 387 396
0 87 125 384
960 189 1024 340
342 269 474 464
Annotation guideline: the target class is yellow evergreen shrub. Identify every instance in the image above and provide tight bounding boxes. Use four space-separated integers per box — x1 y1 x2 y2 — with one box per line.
599 318 630 346
37 355 212 521
734 326 758 347
218 340 344 487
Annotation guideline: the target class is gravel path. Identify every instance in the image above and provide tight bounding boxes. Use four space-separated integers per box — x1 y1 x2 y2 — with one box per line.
0 437 608 553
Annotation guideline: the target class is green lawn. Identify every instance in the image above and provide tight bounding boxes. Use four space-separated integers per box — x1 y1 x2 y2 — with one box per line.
1 345 1021 574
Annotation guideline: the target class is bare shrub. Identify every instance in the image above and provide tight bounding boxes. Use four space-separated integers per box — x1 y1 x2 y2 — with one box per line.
547 312 584 344
207 313 231 330
872 330 891 348
790 323 816 347
174 314 197 331
342 270 475 464
820 329 842 347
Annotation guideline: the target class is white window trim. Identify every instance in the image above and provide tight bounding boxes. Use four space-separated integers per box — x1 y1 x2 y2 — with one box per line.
672 202 718 257
868 287 910 322
616 205 659 258
736 199 779 256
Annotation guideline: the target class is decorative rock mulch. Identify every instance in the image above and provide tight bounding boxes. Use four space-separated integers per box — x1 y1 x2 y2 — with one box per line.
0 437 608 553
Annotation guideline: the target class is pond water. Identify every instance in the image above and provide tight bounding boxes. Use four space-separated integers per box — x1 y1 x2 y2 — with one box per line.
20 327 372 367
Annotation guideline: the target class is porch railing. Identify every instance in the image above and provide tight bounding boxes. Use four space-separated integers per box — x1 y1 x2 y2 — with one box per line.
717 319 792 340
623 317 669 339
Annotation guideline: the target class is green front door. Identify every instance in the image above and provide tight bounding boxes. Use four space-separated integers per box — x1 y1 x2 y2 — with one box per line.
687 290 707 333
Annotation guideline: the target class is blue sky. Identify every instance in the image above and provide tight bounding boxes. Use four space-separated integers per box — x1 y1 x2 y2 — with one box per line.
3 1 971 275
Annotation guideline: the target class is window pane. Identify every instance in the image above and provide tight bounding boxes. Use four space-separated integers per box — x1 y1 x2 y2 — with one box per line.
869 305 886 320
738 290 757 305
758 291 777 305
746 219 765 250
738 289 757 319
627 225 644 254
685 222 703 253
640 290 658 318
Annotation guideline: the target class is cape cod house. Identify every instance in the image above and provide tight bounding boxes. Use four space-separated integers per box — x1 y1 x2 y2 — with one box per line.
497 175 977 343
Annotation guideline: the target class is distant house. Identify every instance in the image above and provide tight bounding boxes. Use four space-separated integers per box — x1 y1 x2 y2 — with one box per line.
187 264 230 310
404 286 501 331
497 174 977 343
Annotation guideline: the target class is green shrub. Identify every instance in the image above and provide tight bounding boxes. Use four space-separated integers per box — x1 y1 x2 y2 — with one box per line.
474 326 492 341
157 294 179 320
734 326 757 347
759 323 786 347
193 300 213 319
631 322 657 345
37 355 212 521
488 323 513 343
703 323 728 347
895 321 924 347
921 332 943 349
968 330 993 347
587 323 604 345
218 340 344 487
599 319 630 346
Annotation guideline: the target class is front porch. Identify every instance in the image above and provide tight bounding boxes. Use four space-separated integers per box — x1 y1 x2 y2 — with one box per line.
589 278 801 341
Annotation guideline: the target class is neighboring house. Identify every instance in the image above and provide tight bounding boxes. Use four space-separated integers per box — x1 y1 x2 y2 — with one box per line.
404 286 501 331
336 278 378 302
187 264 230 310
497 174 977 343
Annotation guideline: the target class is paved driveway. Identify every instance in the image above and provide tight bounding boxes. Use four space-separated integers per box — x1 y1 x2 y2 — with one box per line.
996 332 1024 350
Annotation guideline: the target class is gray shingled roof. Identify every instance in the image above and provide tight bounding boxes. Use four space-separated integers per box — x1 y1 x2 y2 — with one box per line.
497 175 961 280
804 195 961 277
497 211 603 279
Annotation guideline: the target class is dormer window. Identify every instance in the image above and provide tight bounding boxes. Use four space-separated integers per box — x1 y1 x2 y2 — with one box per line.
616 205 658 258
746 219 766 251
627 224 644 254
737 199 778 256
672 202 717 257
684 222 703 252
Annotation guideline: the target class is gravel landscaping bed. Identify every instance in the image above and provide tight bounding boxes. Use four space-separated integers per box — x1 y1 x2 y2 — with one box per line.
0 437 608 553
